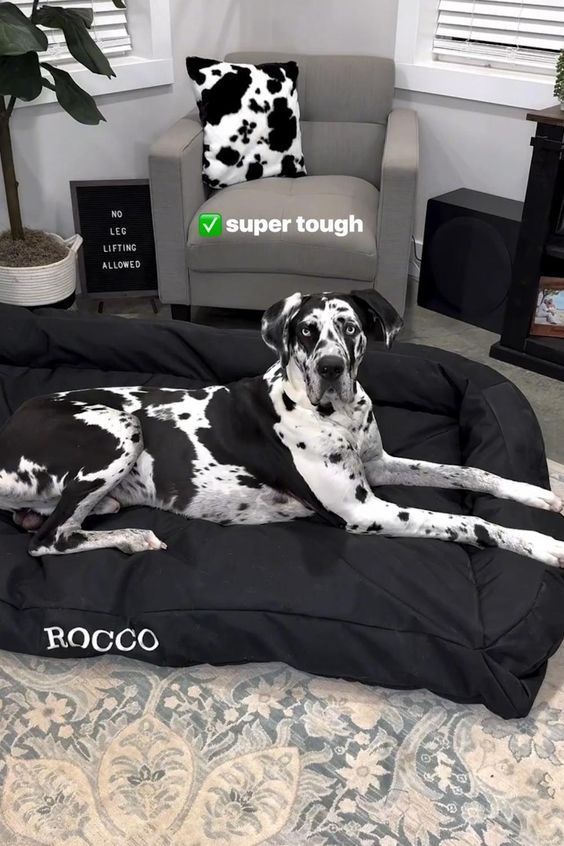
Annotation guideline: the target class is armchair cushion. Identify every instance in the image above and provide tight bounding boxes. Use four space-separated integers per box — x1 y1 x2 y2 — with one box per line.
187 176 379 282
186 57 307 189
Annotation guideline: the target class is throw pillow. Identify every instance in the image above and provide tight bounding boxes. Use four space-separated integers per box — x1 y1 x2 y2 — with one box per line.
186 57 307 189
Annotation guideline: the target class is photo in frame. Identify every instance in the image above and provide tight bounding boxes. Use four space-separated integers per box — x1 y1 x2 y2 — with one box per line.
530 277 564 338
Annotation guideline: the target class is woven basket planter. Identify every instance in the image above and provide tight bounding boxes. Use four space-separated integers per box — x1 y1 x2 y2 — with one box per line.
0 233 82 307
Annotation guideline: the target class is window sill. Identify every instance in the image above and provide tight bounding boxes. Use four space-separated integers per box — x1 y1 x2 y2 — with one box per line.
15 54 174 111
15 0 173 110
395 60 556 110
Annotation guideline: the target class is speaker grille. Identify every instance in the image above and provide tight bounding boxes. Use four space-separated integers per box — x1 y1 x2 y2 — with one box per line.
429 217 512 317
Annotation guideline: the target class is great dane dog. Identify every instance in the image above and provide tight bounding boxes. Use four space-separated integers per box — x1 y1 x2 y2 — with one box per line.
1 290 563 566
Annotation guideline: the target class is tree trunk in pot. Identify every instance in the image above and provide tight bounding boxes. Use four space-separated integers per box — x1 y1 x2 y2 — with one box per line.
0 97 24 242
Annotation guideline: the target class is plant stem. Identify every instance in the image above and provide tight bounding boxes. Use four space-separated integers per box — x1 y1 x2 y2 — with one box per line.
0 96 25 241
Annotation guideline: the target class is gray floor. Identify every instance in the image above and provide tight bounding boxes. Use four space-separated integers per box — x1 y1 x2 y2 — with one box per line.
79 279 564 462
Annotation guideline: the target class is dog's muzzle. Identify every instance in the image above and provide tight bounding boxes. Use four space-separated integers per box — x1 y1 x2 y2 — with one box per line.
311 352 354 403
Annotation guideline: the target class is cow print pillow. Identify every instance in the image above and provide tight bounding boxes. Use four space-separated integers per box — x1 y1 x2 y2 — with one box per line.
186 57 307 189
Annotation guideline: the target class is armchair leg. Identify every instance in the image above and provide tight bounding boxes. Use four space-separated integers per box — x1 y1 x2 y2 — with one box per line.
171 304 191 321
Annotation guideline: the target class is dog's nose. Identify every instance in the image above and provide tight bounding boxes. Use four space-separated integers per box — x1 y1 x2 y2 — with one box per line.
316 356 345 381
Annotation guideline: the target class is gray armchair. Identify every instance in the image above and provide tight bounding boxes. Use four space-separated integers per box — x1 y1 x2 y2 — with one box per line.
149 53 418 318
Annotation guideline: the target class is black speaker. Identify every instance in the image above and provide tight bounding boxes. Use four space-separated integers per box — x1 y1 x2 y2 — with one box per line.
418 189 523 333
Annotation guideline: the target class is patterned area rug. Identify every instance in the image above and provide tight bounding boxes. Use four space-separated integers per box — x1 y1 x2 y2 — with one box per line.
1 465 563 846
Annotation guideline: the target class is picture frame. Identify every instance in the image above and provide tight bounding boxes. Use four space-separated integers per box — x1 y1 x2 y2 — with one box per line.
530 277 564 338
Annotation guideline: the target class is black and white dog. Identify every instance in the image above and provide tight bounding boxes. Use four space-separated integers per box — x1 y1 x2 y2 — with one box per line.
1 290 563 566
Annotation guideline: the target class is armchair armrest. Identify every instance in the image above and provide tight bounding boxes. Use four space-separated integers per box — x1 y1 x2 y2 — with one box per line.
376 108 419 316
149 115 205 305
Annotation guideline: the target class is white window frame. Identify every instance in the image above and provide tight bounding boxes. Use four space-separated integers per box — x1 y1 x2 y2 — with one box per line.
395 0 557 109
16 0 173 111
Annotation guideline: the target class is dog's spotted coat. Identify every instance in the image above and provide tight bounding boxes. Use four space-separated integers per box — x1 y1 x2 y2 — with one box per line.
1 290 563 566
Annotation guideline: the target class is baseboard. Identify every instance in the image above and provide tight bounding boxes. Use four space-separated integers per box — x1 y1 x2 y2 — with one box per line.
409 238 423 281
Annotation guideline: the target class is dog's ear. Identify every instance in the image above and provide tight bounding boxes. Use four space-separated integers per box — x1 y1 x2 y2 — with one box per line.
261 292 303 367
349 288 403 348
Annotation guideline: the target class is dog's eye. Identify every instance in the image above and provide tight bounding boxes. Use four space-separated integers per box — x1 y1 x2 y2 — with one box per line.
345 323 358 335
300 326 312 337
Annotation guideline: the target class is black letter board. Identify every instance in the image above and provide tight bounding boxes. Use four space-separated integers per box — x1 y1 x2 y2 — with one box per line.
70 179 158 298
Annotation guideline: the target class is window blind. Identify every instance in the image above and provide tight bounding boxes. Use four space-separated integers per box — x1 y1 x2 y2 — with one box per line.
19 0 131 64
433 0 564 72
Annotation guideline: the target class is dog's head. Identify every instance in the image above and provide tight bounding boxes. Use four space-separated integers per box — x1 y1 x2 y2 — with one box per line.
261 289 403 405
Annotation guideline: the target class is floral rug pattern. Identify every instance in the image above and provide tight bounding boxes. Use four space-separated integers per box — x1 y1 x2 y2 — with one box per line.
0 465 563 846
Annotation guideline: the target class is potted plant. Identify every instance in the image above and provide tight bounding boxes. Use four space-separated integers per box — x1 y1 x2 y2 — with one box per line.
555 50 564 111
0 0 124 307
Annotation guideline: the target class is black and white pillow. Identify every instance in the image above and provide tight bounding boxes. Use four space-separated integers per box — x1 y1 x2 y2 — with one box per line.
186 57 307 189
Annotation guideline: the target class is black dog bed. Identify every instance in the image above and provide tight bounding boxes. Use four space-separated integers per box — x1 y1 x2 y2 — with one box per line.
0 304 563 719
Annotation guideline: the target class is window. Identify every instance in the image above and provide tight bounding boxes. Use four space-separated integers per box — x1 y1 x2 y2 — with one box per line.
19 0 132 64
15 0 173 108
433 0 564 74
395 0 557 108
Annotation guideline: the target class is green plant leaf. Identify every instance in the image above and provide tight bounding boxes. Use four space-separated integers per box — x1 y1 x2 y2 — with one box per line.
0 3 48 55
0 51 42 99
32 6 95 27
34 7 115 77
59 7 94 27
42 62 105 124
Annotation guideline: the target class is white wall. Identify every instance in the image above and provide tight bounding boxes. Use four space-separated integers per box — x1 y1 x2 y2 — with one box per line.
0 0 539 244
396 90 534 242
238 0 399 58
237 0 536 242
0 0 242 235
1 0 400 237
237 0 535 242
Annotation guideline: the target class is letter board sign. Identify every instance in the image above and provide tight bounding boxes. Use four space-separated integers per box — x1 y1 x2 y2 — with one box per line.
70 179 158 297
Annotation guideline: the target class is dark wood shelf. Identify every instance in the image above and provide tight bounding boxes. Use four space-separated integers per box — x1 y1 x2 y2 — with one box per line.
525 334 564 366
545 237 564 261
490 339 564 380
489 109 564 383
527 105 564 127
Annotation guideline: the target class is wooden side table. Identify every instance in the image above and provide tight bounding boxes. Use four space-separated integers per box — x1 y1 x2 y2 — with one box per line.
490 105 564 382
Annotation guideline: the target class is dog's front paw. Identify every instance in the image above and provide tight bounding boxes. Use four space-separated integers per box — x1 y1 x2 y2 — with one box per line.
502 482 563 515
528 488 563 514
118 529 167 554
523 531 564 568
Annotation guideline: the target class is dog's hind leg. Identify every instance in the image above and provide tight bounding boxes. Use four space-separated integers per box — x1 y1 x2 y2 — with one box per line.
27 410 165 557
13 496 121 533
93 496 121 515
28 478 165 557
